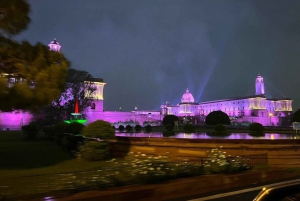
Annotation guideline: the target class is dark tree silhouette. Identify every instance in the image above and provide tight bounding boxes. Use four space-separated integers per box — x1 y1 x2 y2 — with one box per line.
162 115 179 126
0 0 31 36
205 111 231 125
292 109 300 122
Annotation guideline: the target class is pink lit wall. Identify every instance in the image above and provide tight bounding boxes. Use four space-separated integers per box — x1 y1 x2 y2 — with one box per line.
0 111 33 130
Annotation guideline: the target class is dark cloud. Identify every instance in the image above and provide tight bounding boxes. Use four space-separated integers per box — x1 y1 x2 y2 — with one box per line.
15 0 300 111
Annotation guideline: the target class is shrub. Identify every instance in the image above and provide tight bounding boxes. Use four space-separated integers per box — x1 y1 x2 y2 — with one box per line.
145 124 152 131
135 125 141 131
65 122 85 135
165 124 173 131
184 124 195 132
125 125 132 131
118 125 125 131
53 122 68 134
163 131 175 137
83 120 115 140
203 147 250 174
61 134 84 151
162 115 179 126
205 111 231 125
214 124 226 132
22 124 39 140
79 141 110 161
249 123 265 133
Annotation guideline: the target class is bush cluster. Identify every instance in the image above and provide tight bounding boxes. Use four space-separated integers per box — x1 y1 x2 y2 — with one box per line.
214 124 227 132
165 124 173 131
118 125 125 131
203 147 250 174
125 125 132 131
78 141 110 161
47 150 251 193
183 124 195 132
145 124 152 131
83 120 115 140
249 123 265 134
135 125 141 131
22 124 39 140
162 115 179 127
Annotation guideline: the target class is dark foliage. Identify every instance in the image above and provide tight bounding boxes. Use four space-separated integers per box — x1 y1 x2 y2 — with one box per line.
135 125 142 131
145 124 152 131
79 141 110 161
249 122 265 133
33 68 96 125
165 124 174 131
0 0 31 35
292 109 300 123
83 120 115 140
65 122 85 135
118 125 125 131
205 111 231 125
61 134 84 151
184 124 196 132
125 125 133 131
22 124 39 140
214 124 227 132
0 40 69 111
163 131 176 137
162 115 179 126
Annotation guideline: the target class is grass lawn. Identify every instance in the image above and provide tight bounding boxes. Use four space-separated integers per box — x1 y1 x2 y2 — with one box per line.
0 131 110 178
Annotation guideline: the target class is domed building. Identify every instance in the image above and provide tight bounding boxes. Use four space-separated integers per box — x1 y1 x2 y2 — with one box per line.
161 88 198 117
160 75 293 126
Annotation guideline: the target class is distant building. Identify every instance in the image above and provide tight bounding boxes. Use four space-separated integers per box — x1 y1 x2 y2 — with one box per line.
0 39 293 129
160 75 292 126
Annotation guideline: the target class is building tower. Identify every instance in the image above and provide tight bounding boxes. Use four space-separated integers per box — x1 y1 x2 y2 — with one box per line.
48 38 61 52
84 78 106 112
255 74 265 95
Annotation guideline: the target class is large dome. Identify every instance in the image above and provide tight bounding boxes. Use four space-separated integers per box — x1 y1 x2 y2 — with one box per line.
181 88 195 103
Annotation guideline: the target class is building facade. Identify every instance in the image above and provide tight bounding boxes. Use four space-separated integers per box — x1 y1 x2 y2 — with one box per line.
160 75 293 126
0 39 293 129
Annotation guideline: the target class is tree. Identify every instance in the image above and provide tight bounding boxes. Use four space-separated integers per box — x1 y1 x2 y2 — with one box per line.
0 0 70 112
0 39 69 111
34 68 96 124
162 115 179 126
292 109 300 122
83 120 115 140
205 111 231 125
0 0 31 36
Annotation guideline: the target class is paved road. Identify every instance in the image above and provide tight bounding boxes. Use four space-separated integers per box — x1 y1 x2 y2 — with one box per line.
166 178 300 201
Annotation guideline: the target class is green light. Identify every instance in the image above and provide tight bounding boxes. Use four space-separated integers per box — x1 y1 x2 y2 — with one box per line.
64 119 87 124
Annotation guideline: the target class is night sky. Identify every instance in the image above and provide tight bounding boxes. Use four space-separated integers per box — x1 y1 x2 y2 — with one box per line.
15 0 300 112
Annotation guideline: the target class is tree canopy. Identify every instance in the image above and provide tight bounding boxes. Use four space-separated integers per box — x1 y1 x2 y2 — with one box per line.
34 68 96 125
292 109 300 123
0 39 70 111
205 111 231 125
0 1 70 112
162 115 179 126
0 0 31 36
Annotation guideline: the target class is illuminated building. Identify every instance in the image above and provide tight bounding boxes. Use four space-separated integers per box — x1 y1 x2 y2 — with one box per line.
161 75 292 126
0 38 293 129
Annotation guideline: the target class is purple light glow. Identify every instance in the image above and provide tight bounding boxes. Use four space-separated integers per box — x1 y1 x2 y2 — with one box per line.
115 132 297 140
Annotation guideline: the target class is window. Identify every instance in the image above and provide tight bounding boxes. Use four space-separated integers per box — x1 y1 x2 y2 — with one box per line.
91 103 96 109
